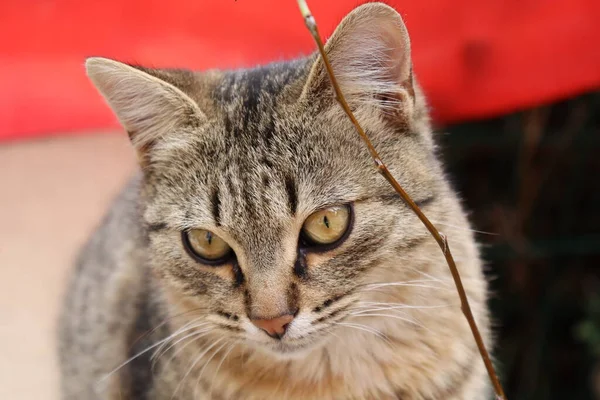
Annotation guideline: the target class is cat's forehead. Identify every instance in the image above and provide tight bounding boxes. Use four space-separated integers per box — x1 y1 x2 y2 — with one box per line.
186 113 358 217
213 59 311 108
209 60 311 142
188 60 355 177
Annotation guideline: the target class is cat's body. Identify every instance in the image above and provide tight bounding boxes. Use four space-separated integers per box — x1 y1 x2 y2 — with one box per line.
59 4 492 399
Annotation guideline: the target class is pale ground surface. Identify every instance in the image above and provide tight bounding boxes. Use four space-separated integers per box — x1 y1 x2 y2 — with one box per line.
0 132 136 400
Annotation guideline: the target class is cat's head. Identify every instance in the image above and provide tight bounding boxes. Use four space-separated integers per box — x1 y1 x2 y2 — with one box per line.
87 3 444 356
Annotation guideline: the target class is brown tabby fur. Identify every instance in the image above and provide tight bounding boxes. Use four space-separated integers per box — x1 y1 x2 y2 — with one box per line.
59 3 492 399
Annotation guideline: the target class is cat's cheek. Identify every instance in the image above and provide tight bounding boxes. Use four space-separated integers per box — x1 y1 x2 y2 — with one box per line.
162 283 206 314
151 254 228 298
301 253 355 294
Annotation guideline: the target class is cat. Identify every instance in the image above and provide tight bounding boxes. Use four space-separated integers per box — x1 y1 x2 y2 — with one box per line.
58 3 492 399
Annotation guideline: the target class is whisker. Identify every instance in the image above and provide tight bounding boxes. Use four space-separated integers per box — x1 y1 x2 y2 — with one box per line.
362 282 449 292
407 269 449 285
350 305 414 314
152 326 214 368
151 321 211 362
325 328 343 342
208 340 238 398
98 312 211 386
158 329 218 372
411 269 483 284
349 305 454 320
194 341 230 398
359 279 439 287
429 220 499 236
363 279 442 288
361 286 450 297
97 336 173 386
354 302 452 310
171 337 225 399
350 312 425 329
333 322 389 341
351 307 415 316
128 307 207 350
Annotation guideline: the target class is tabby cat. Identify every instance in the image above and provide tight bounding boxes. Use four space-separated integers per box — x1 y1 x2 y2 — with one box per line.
59 3 492 399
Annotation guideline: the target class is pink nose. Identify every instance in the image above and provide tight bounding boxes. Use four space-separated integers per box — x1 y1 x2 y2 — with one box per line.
251 314 295 339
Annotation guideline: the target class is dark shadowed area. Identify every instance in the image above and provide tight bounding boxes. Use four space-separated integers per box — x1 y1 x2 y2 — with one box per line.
441 92 600 399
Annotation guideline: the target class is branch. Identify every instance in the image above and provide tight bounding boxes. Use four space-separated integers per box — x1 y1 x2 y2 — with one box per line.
296 1 506 399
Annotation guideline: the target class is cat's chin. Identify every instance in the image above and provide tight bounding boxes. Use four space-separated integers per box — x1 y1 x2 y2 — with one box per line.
250 338 323 360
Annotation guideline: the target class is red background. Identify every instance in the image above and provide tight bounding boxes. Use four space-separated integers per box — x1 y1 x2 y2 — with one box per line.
1 0 599 141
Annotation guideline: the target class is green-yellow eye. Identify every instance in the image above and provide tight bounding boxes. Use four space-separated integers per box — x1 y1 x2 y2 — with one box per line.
183 229 233 264
301 205 352 247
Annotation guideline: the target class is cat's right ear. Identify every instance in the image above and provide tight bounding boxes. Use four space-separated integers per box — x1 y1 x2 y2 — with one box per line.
85 57 205 162
300 3 414 119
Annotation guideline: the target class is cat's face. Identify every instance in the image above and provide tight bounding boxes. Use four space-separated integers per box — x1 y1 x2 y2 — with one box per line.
143 98 437 356
87 3 442 356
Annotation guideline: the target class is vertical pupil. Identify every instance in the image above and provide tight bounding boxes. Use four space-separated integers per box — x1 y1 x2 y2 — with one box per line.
206 231 213 245
323 215 330 229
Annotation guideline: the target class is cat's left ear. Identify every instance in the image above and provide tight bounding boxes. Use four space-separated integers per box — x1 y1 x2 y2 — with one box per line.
85 57 206 164
301 3 414 117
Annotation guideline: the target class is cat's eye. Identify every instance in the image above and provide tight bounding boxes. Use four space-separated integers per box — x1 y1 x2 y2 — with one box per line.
182 229 233 265
301 204 353 250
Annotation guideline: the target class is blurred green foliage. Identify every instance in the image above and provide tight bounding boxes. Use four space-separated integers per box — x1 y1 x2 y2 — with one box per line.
577 293 600 358
440 92 600 400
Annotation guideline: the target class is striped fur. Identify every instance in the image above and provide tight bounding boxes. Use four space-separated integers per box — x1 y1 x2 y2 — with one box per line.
59 3 492 399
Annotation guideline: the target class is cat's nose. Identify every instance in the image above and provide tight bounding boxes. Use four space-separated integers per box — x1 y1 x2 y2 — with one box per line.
251 313 295 339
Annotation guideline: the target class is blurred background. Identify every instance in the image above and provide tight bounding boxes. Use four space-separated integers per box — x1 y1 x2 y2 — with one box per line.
1 1 599 399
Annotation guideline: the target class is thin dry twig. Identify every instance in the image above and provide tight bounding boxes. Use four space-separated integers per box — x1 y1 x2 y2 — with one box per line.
296 1 507 398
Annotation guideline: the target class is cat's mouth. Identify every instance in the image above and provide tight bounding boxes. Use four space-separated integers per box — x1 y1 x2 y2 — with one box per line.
244 332 326 358
259 339 319 358
266 322 340 356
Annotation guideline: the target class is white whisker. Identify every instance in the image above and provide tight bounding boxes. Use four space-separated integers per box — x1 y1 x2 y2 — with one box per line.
363 279 441 288
409 269 449 285
152 322 211 362
362 282 448 291
429 220 498 236
171 337 225 399
351 306 413 314
355 302 452 310
209 340 238 398
350 312 425 329
97 336 172 386
97 318 209 388
152 327 214 369
194 340 230 398
358 300 442 306
333 322 388 341
351 307 418 316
